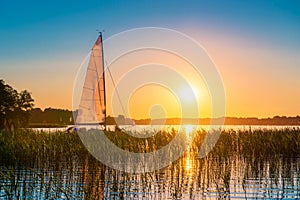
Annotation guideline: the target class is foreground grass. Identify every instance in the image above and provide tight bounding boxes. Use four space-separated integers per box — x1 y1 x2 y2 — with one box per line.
0 130 88 166
0 128 299 199
0 128 299 167
203 128 300 159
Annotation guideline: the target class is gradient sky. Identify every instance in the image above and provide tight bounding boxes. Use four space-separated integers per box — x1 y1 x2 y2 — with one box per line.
1 0 300 118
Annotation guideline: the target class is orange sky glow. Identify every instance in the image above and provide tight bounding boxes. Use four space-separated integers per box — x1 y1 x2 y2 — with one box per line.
1 1 299 119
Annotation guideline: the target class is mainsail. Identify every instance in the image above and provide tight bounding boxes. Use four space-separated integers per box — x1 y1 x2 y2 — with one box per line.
76 33 106 127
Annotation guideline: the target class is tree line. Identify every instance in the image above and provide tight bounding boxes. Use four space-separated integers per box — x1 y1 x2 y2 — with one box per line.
0 80 34 131
0 80 74 130
29 108 74 127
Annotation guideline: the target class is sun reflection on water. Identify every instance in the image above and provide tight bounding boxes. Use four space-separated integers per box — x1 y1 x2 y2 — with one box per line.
185 155 193 172
184 124 196 143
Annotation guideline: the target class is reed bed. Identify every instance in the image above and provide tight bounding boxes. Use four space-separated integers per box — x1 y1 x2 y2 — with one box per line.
0 128 299 199
0 128 299 167
198 128 300 159
0 130 89 167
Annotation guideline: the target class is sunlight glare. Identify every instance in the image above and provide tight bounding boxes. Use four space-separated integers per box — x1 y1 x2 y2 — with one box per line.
185 125 193 134
179 86 196 102
184 125 196 143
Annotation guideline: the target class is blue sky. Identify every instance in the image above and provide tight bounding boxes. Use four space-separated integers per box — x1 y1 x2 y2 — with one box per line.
1 0 299 57
1 0 300 117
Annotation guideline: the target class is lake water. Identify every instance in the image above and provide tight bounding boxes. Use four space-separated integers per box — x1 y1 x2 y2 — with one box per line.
1 152 300 199
34 124 300 133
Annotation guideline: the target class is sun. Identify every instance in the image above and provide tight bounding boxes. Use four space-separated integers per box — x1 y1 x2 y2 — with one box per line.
176 84 203 119
178 84 202 103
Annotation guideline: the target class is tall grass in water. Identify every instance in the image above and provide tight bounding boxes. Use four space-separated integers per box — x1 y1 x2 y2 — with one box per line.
0 128 299 199
0 130 89 167
1 128 299 164
0 130 95 199
200 128 300 159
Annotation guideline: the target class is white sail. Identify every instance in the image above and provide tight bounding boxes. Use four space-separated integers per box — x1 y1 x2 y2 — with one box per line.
76 35 106 125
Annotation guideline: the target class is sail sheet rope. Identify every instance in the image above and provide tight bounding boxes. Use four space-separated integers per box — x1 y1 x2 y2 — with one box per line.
105 61 127 118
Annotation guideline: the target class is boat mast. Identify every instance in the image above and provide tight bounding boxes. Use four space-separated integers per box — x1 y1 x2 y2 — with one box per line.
99 32 107 130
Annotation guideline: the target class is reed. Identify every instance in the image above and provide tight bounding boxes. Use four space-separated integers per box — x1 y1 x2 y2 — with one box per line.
207 128 300 159
0 128 299 199
1 128 299 166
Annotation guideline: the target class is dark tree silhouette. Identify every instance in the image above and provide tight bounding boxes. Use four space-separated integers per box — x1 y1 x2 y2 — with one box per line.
28 108 74 126
0 80 34 131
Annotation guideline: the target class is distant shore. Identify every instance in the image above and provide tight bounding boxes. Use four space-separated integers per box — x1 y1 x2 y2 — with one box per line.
28 115 300 127
28 123 68 128
134 116 300 126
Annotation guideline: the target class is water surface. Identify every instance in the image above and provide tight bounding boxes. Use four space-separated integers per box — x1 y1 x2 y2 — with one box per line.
1 152 299 199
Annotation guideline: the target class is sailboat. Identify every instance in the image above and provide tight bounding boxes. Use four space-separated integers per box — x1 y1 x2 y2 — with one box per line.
76 32 107 130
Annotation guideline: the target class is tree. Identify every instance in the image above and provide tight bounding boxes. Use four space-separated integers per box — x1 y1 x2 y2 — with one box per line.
28 108 74 125
0 80 34 131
